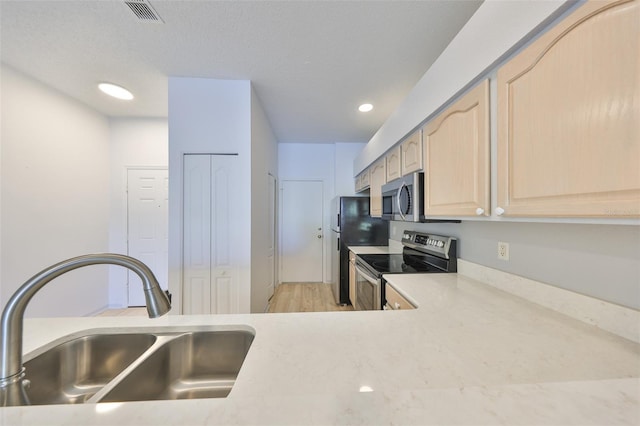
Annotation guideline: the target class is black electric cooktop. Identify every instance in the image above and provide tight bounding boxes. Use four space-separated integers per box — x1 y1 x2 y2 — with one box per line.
357 249 447 275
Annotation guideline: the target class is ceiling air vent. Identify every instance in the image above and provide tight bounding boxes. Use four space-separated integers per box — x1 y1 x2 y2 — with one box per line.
124 0 164 23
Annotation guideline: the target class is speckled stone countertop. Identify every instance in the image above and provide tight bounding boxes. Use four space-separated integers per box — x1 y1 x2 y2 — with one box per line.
1 273 638 425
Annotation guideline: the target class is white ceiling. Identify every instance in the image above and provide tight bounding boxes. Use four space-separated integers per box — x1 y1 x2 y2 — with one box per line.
0 0 482 144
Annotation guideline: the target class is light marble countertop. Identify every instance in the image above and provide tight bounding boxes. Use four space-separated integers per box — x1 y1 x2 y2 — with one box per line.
347 245 402 254
2 273 639 425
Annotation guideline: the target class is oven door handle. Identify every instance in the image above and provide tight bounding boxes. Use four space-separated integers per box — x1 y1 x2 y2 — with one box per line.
397 183 407 221
355 265 380 286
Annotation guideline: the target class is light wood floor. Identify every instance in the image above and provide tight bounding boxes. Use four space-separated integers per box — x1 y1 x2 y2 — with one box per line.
94 307 147 317
267 283 353 313
95 283 352 316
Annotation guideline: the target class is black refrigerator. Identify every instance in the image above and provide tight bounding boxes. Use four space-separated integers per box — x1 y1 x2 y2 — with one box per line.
330 196 389 305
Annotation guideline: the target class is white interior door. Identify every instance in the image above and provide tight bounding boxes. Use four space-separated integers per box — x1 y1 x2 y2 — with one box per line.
182 154 240 315
281 180 323 282
127 168 168 306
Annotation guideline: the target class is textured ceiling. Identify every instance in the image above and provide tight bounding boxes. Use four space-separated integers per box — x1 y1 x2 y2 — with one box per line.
0 0 482 143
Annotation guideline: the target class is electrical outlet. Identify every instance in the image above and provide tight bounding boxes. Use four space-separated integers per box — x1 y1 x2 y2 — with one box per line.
497 242 509 260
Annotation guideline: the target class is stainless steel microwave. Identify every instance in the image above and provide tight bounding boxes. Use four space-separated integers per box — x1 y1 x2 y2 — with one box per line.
381 172 424 222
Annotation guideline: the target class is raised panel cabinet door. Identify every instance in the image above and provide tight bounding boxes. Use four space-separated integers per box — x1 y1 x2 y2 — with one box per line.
354 174 362 192
360 169 370 189
497 0 640 217
386 146 402 182
401 129 423 176
423 79 490 217
369 159 386 217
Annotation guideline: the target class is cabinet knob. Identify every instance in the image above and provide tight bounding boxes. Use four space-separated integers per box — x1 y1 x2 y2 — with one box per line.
475 207 485 216
495 207 505 216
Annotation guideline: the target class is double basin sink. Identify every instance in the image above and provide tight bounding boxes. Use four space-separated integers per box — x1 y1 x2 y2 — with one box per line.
22 327 255 405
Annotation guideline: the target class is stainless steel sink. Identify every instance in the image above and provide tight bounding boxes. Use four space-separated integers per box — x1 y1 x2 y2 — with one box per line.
23 333 157 405
101 331 254 401
21 328 254 405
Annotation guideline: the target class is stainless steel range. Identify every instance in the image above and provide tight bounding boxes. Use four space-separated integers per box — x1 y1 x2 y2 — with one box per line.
353 231 457 310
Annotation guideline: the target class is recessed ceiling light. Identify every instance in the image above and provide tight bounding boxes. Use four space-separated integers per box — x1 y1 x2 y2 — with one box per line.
98 83 134 100
358 103 373 112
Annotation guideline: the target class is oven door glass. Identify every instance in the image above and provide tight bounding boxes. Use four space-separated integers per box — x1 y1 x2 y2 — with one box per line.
355 265 380 310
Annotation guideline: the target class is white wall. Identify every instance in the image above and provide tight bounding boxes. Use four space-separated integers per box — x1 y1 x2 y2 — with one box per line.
108 118 168 308
0 65 110 317
168 77 252 314
250 87 279 313
335 142 365 196
278 144 335 284
278 142 365 284
390 221 640 310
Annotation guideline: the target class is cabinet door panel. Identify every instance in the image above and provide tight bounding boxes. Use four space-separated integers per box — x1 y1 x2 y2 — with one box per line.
423 80 490 216
360 169 370 188
355 169 370 193
497 0 640 217
401 130 423 176
385 284 414 310
369 159 386 217
386 146 402 182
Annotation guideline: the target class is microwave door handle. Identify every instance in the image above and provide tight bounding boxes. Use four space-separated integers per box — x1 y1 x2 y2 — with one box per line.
397 183 407 221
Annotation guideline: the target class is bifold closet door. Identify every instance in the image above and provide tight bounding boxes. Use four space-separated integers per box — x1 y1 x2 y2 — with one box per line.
182 154 240 314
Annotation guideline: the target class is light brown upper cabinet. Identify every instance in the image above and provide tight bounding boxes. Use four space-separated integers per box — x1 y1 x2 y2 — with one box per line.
423 80 490 217
497 0 640 218
401 129 423 176
386 146 402 182
369 158 386 217
360 169 370 188
355 169 370 193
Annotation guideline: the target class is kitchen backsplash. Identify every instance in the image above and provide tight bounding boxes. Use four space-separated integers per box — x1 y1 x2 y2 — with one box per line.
389 221 640 311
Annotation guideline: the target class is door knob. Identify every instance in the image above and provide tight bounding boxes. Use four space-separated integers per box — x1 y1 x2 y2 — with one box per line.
317 235 322 239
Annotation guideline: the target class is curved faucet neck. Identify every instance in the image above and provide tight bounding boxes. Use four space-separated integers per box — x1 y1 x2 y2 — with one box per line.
0 254 171 406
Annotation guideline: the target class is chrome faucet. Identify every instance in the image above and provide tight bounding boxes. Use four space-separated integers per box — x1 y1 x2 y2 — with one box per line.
0 253 171 406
